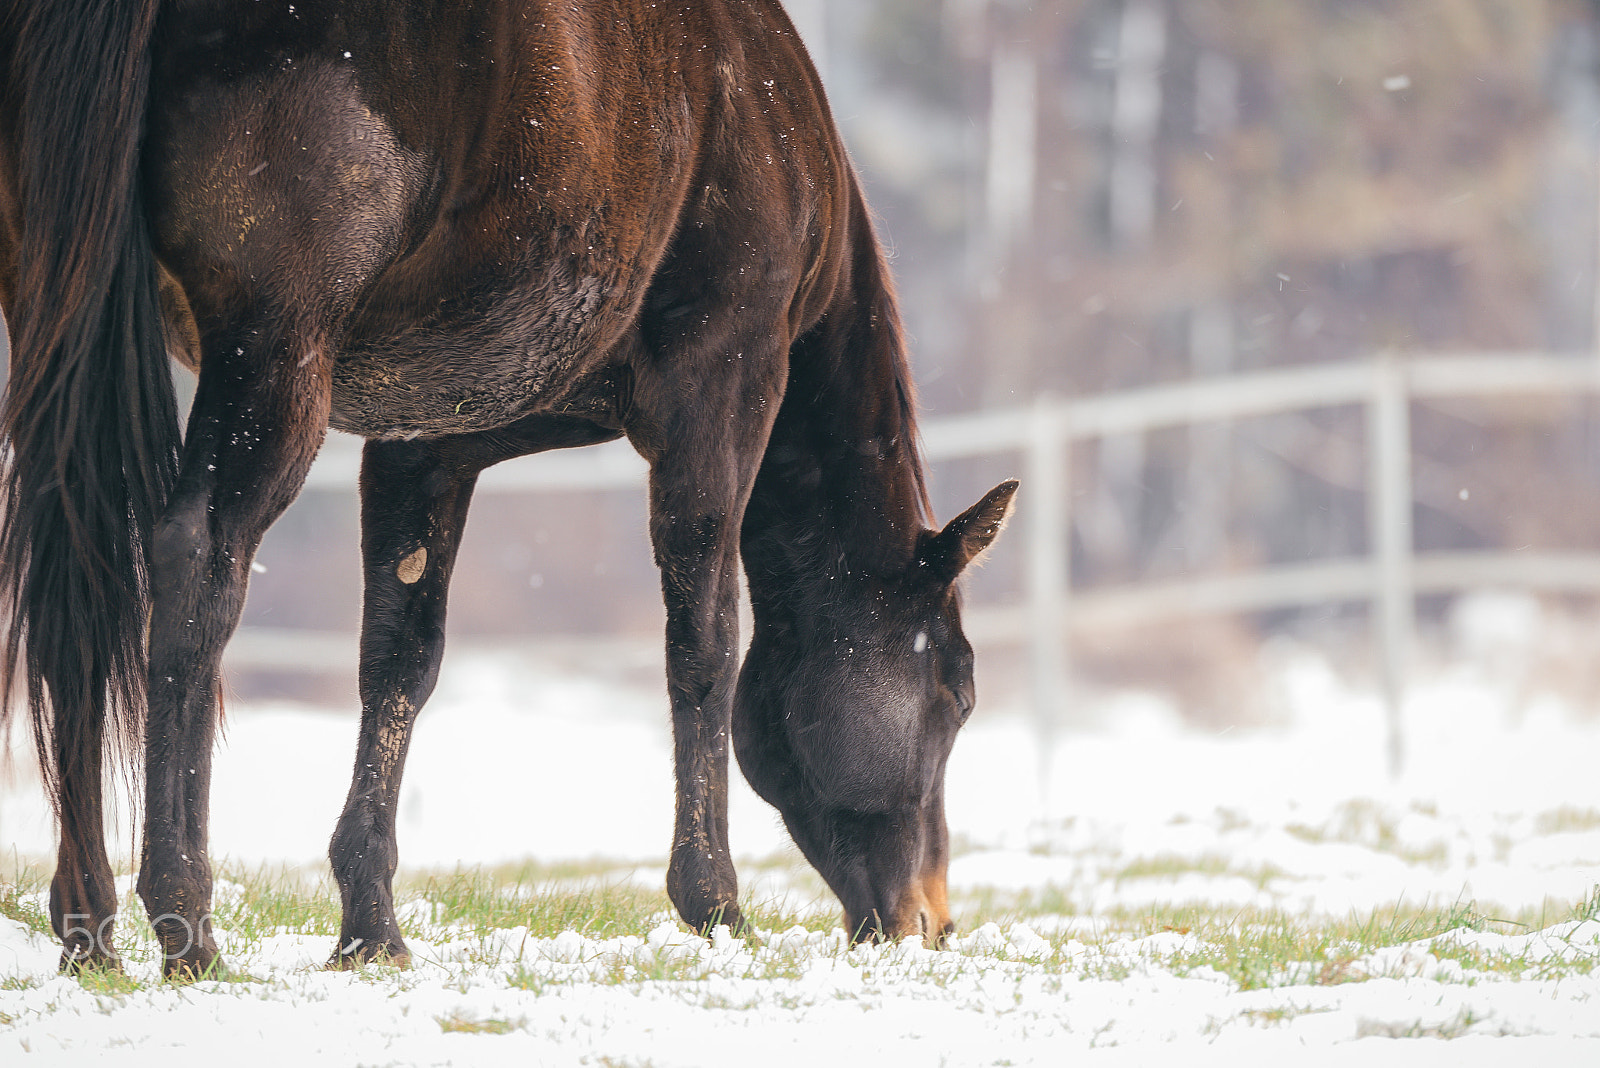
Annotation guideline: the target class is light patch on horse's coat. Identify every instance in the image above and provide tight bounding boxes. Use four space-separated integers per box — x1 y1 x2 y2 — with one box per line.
396 547 427 584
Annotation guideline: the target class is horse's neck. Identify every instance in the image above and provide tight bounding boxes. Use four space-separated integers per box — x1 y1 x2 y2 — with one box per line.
742 308 928 612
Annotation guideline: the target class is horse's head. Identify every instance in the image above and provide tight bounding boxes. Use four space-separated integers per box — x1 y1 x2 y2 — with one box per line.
734 479 1019 943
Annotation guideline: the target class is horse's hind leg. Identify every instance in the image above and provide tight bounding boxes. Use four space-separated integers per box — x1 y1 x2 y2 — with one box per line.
137 323 329 979
327 438 478 969
48 720 121 971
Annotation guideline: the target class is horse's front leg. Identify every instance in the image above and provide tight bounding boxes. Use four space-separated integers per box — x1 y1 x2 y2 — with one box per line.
138 328 329 980
650 468 750 934
327 438 478 968
629 341 786 936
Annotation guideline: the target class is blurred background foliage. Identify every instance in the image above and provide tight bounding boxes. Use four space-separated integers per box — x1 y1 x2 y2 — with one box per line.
799 0 1600 718
10 0 1600 719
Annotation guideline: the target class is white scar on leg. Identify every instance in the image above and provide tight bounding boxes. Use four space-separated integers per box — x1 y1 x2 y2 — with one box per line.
396 547 427 584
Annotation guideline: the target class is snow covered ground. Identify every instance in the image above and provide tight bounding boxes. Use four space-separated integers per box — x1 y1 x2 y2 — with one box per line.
3 630 1600 1065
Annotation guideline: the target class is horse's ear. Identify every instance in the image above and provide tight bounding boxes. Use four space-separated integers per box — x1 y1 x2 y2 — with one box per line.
920 480 1019 583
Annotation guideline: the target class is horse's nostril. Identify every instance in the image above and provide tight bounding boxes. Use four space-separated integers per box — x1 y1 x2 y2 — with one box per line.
918 910 929 938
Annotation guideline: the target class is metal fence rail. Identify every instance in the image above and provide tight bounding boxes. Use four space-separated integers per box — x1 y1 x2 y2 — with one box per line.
233 351 1600 775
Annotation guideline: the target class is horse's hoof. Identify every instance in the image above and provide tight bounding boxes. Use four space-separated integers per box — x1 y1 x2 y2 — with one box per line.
326 938 412 970
160 950 228 984
683 902 745 941
708 905 747 940
59 950 123 976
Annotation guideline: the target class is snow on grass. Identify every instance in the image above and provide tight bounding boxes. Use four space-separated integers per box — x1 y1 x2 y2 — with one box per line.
3 644 1600 1063
1 868 1597 1065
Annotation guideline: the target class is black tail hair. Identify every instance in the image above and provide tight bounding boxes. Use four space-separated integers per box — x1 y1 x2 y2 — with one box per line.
0 0 180 801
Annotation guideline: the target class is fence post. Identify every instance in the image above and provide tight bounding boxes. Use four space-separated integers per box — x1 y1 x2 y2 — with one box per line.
1027 396 1069 810
1369 355 1413 778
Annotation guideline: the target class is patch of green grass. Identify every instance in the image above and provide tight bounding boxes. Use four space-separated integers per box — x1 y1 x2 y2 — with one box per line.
8 850 1597 1002
0 867 53 938
612 950 714 984
699 989 762 1011
743 944 816 982
73 965 144 996
1427 920 1600 982
1214 808 1251 834
1396 842 1451 868
1114 854 1233 884
1067 899 1558 991
1527 953 1600 981
1534 808 1600 836
1128 898 1501 945
402 868 668 940
435 1011 521 1035
475 857 655 884
1285 800 1452 867
1071 953 1135 983
505 963 551 994
1575 885 1600 923
953 885 1080 930
211 864 343 941
1161 912 1352 990
1356 1008 1483 1040
739 895 838 936
1112 853 1290 892
1236 1004 1337 1028
507 926 825 994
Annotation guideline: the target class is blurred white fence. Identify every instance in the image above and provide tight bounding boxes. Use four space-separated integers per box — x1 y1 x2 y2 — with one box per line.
945 351 1600 777
231 351 1600 776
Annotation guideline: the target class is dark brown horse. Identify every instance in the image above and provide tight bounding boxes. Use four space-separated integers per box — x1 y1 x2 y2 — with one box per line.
0 0 1015 978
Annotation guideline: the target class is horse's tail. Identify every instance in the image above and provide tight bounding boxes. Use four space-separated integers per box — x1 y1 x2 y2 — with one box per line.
0 0 180 802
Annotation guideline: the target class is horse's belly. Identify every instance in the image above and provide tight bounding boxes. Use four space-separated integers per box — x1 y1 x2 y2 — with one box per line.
328 266 628 439
329 353 591 439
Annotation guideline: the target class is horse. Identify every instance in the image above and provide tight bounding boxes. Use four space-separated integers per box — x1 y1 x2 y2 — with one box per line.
0 0 1017 979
